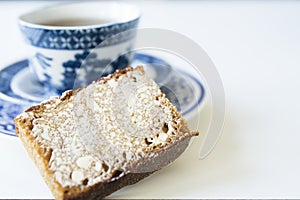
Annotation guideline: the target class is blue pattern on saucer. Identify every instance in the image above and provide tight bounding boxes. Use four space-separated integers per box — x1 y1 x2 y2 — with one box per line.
19 19 139 50
0 99 27 136
0 59 37 103
0 53 205 137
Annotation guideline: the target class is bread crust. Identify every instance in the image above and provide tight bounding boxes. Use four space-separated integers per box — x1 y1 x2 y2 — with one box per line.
14 66 199 199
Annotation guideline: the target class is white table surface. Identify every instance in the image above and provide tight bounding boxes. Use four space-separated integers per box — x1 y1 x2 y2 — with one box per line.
1 0 300 199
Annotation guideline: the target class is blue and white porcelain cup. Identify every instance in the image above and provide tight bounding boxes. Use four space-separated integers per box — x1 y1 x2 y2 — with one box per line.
19 2 140 94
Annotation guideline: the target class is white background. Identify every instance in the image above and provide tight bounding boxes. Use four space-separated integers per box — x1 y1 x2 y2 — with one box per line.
0 1 300 198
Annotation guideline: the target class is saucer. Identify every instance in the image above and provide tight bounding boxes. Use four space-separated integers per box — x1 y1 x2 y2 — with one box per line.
0 53 205 137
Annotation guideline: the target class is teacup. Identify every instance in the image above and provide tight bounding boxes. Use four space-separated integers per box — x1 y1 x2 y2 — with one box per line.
19 2 140 94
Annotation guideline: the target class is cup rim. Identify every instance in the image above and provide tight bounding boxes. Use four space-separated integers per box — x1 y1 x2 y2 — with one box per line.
19 1 141 30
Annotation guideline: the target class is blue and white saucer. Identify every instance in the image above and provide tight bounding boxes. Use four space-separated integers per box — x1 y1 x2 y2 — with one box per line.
0 53 205 137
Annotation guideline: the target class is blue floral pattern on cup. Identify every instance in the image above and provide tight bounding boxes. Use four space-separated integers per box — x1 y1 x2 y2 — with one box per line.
57 50 131 93
35 52 53 69
19 19 139 50
20 21 139 93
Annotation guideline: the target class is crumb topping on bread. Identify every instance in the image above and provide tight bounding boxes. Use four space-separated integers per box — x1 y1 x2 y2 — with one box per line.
17 67 189 189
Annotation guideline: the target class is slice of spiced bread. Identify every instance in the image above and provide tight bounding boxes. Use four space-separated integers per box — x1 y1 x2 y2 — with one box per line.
14 66 199 200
